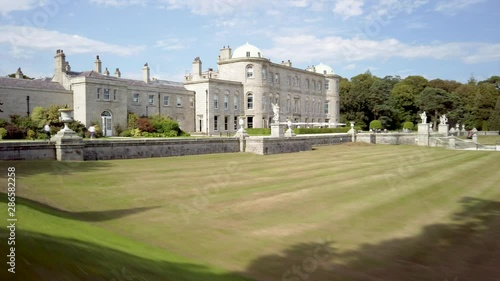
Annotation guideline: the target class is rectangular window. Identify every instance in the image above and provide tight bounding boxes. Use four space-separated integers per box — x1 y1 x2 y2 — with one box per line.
189 97 194 108
214 116 218 131
324 102 329 114
224 95 229 110
247 116 253 129
214 95 219 109
234 96 238 110
325 82 330 90
234 116 238 130
275 73 279 84
268 72 273 84
103 89 110 100
224 116 229 131
133 93 139 104
113 89 117 100
148 94 154 105
176 96 182 107
163 96 170 106
96 88 101 100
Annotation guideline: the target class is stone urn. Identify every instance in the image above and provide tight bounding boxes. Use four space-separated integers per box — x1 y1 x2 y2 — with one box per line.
58 108 74 131
239 117 245 129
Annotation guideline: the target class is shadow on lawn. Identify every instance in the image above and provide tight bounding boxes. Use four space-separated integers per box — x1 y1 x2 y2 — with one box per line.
0 194 160 222
0 231 253 281
0 160 113 178
243 197 500 281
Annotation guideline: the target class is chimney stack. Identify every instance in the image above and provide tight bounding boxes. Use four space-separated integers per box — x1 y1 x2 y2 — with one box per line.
53 49 67 83
114 68 121 78
104 67 110 76
192 57 202 78
143 63 150 83
95 55 102 73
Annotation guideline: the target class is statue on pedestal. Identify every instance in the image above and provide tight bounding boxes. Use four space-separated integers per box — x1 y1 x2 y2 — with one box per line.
272 103 280 123
439 114 448 125
420 111 427 124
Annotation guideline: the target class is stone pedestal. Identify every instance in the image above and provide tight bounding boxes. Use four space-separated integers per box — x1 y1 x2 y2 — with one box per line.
472 134 478 144
448 137 455 149
284 128 296 137
271 123 285 138
438 124 449 136
51 128 84 161
417 123 429 146
234 128 248 138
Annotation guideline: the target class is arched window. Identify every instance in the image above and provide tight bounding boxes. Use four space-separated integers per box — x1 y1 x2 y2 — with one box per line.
286 95 291 112
262 93 267 110
275 93 279 105
305 79 310 90
269 94 273 111
234 94 239 110
246 65 254 78
224 94 229 110
247 93 254 109
305 98 308 113
312 98 315 114
318 98 322 113
262 67 267 81
214 94 219 109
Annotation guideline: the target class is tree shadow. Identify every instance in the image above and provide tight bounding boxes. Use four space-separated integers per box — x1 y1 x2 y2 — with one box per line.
0 160 113 178
0 231 253 281
243 197 500 281
0 194 160 222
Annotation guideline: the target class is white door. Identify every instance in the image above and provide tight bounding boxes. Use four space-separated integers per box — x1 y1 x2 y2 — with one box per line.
101 111 112 136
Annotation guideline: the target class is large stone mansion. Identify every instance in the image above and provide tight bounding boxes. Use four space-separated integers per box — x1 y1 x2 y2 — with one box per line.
0 43 340 136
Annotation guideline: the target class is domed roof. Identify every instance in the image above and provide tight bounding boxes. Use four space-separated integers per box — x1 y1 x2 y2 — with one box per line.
232 42 264 59
314 63 335 75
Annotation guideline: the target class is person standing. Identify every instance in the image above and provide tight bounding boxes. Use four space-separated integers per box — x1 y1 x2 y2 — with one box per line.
44 123 51 139
88 124 96 139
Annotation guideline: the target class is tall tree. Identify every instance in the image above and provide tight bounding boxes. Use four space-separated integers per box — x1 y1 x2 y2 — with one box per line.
489 97 500 131
417 87 453 129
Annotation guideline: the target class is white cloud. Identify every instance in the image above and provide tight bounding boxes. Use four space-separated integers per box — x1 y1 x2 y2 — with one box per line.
89 0 144 6
0 25 144 57
345 63 356 70
154 38 196 51
333 0 364 19
435 0 486 14
0 0 48 15
263 35 500 66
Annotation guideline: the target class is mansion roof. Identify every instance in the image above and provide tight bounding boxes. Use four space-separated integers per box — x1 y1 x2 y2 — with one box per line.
0 77 68 92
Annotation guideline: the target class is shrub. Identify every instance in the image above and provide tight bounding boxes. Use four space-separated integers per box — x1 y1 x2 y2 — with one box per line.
132 128 142 137
27 129 36 140
151 115 181 134
369 120 382 130
403 121 414 130
5 125 25 139
127 112 139 129
0 128 7 139
135 118 155 133
119 130 133 137
68 121 87 137
114 124 124 135
0 118 7 128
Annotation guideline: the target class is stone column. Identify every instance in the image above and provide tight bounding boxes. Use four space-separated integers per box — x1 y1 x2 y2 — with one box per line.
472 133 478 144
417 123 429 146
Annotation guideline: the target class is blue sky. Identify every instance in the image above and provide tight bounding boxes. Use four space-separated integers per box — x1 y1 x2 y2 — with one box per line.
0 0 498 83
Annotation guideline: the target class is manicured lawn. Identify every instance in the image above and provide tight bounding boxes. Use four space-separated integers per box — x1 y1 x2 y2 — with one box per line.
1 144 499 280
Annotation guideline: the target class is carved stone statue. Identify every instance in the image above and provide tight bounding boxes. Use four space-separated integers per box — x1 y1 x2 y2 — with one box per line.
439 114 448 125
272 103 280 123
420 111 427 124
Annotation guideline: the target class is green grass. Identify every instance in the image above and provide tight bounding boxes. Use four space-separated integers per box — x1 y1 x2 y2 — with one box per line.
1 144 499 280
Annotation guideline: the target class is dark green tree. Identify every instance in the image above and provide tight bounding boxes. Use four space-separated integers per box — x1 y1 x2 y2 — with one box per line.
488 97 500 131
417 87 453 129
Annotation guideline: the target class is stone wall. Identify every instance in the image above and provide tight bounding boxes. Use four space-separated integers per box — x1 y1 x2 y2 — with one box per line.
82 138 240 160
0 142 55 160
245 134 351 155
356 133 417 145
